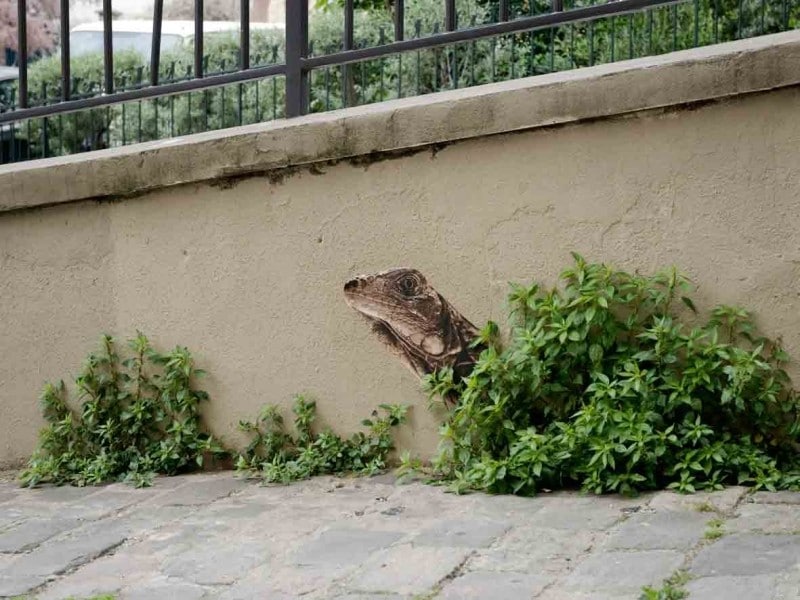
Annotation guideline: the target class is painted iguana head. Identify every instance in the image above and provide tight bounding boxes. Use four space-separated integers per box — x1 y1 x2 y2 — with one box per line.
344 268 483 389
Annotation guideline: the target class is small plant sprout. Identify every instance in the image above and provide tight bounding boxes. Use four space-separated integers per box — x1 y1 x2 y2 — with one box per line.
640 569 691 600
704 518 726 540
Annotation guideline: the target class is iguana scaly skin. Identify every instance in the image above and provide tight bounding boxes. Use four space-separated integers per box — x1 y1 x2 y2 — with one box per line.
344 269 484 397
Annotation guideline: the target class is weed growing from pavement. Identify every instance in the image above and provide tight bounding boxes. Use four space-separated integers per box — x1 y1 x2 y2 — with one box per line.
692 501 717 513
704 518 726 540
20 333 224 488
236 395 407 483
640 569 691 599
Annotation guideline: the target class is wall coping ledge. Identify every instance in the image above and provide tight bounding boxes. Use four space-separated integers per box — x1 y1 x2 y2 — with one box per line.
2 29 800 212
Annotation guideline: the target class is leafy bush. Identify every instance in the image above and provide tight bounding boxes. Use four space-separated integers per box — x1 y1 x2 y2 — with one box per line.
20 333 224 488
423 254 800 496
236 395 407 483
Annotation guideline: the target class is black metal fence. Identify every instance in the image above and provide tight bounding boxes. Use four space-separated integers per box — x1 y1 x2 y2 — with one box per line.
1 0 798 163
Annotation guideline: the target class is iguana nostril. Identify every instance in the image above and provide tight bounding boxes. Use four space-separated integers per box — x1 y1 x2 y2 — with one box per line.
344 278 360 292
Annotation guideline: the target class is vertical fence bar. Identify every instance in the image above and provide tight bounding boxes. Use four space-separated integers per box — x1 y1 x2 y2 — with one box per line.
42 118 49 157
195 0 204 77
17 0 28 108
103 0 113 93
510 31 515 78
60 0 70 100
552 0 563 12
415 20 421 94
470 15 476 83
379 28 386 97
239 0 248 123
671 3 677 50
151 0 163 85
500 0 509 21
445 0 456 30
137 67 143 140
343 0 354 107
121 82 127 143
285 0 309 117
170 65 175 134
527 0 533 75
433 22 440 87
395 0 405 40
610 17 616 61
325 63 330 109
628 13 633 58
344 1 354 54
241 0 250 69
271 46 278 117
737 0 743 38
490 35 496 80
40 82 48 156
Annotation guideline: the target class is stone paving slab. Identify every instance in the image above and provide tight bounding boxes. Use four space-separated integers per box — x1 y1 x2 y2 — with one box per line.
347 544 470 595
438 570 551 599
726 503 800 534
0 473 798 599
603 510 709 551
691 533 800 577
558 549 685 594
685 574 778 600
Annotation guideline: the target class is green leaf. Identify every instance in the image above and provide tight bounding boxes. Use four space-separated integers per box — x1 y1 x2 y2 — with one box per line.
589 344 603 363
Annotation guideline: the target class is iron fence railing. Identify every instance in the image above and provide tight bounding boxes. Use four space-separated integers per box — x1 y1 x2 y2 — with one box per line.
1 0 798 163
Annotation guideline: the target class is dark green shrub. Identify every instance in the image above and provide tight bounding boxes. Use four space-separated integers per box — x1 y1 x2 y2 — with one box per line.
236 395 407 483
23 50 150 155
20 333 224 488
423 254 800 495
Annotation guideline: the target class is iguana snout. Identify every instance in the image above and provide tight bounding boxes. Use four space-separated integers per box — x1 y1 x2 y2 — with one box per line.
344 269 445 352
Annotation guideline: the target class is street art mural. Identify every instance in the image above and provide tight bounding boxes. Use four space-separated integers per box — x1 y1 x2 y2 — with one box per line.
344 268 484 401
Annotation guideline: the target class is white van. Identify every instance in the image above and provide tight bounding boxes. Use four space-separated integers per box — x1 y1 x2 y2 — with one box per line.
69 20 284 61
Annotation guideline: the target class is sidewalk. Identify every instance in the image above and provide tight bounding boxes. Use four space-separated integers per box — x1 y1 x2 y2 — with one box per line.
0 472 798 599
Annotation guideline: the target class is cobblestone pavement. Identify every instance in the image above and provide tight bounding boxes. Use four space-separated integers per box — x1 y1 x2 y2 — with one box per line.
0 473 798 599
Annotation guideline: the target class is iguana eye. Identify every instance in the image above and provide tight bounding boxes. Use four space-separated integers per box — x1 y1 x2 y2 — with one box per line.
397 274 420 297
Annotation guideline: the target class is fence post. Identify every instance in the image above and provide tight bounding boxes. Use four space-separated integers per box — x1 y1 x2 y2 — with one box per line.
285 0 309 118
16 0 28 108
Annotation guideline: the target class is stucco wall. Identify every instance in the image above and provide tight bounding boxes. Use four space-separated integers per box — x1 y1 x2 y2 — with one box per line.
1 32 800 467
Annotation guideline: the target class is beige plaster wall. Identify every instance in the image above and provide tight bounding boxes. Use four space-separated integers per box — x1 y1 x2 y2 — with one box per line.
0 88 800 463
2 42 800 467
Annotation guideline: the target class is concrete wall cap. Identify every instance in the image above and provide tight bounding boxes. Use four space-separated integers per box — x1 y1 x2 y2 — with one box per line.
2 29 800 212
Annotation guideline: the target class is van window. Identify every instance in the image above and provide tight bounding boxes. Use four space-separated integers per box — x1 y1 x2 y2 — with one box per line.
70 32 185 60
